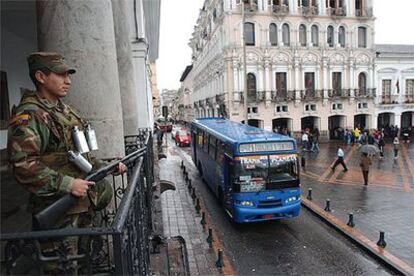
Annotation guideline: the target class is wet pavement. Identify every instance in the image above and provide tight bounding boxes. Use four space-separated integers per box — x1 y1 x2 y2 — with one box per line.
301 140 414 271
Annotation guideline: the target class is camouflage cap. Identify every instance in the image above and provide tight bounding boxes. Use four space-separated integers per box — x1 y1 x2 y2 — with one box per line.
27 52 76 74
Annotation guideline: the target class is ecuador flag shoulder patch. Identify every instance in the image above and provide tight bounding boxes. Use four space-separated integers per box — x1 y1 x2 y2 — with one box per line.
9 114 30 126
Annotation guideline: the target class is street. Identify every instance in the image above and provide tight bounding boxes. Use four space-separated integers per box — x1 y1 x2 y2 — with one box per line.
168 134 395 275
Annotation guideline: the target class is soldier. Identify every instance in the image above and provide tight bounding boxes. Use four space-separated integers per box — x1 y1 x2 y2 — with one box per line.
7 52 126 273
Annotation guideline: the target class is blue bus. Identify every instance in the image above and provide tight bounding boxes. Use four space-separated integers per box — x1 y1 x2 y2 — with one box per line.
191 118 301 223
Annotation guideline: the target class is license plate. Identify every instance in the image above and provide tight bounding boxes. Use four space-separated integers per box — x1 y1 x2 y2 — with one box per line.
262 214 273 219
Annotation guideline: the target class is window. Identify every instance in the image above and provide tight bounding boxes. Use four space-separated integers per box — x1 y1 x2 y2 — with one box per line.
358 27 367 48
0 71 10 129
244 22 255 46
217 140 225 165
282 23 290 46
327 26 334 47
209 135 217 159
299 24 307 46
305 72 315 94
276 105 288 112
338 26 345 47
358 102 368 109
382 79 391 96
332 72 342 95
305 104 317 111
332 103 343 110
407 79 414 95
203 133 210 152
247 73 257 100
311 25 319 46
358 73 367 94
269 23 278 46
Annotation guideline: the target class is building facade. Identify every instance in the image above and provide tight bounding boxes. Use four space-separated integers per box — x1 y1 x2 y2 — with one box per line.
0 0 160 156
187 0 386 139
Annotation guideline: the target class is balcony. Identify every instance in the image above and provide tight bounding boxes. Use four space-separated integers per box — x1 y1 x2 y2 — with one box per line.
271 90 294 102
300 89 323 101
328 89 350 98
256 91 266 102
327 7 346 17
354 88 376 99
404 95 414 104
299 6 318 17
355 8 373 18
272 5 289 15
381 95 399 105
243 2 258 12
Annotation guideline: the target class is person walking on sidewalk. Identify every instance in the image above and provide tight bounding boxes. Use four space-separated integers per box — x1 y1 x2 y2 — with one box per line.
331 145 348 172
359 153 371 185
393 136 400 159
378 135 385 159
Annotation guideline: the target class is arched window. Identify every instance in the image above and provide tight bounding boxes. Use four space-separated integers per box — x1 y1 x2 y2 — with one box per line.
244 22 255 46
358 26 367 48
311 25 319 46
327 25 334 47
269 23 278 46
338 26 346 47
358 72 367 95
282 23 290 46
247 73 257 100
299 24 307 46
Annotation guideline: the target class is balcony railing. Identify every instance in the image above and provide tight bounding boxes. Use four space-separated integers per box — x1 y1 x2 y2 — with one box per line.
327 7 346 17
354 88 376 99
381 95 399 104
271 90 295 102
272 5 289 15
355 8 373 18
328 89 350 98
404 94 414 103
300 89 323 101
299 6 318 16
0 130 164 275
244 2 258 12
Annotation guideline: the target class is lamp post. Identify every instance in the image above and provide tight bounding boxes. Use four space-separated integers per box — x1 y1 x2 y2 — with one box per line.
241 1 249 125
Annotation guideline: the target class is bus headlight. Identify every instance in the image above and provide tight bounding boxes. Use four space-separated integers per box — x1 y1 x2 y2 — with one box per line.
236 200 254 207
285 196 298 204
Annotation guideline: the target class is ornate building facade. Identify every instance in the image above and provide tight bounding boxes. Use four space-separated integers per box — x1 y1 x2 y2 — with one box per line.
188 0 381 139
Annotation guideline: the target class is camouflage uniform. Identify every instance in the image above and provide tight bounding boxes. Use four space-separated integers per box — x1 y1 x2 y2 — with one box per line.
7 53 109 273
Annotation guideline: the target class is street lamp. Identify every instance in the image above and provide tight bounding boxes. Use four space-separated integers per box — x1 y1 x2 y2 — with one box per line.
241 1 248 125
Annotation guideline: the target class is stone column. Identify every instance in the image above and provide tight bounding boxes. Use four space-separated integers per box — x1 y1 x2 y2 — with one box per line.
37 0 125 159
111 0 140 135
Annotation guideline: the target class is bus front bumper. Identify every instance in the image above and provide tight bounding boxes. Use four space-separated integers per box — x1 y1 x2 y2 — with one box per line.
233 201 301 223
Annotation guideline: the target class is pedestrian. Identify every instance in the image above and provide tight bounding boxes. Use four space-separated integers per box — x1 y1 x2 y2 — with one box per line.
301 131 309 151
7 52 126 274
331 145 348 172
359 153 372 185
378 135 385 159
311 128 320 152
393 136 400 159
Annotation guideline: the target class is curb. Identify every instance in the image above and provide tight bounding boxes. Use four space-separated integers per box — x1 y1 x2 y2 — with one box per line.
301 197 414 276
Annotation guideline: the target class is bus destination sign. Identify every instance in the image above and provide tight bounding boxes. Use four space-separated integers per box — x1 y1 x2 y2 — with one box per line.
239 141 295 153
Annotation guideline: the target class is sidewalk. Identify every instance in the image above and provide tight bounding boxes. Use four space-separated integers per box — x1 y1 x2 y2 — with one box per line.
158 145 220 276
301 141 414 271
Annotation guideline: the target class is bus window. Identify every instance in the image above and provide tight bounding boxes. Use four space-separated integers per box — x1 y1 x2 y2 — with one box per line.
217 141 225 165
209 136 217 159
197 130 204 146
268 154 299 182
224 143 233 158
203 133 209 153
232 156 268 192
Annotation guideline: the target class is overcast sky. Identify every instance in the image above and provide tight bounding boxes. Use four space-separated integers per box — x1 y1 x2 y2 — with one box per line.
157 0 414 90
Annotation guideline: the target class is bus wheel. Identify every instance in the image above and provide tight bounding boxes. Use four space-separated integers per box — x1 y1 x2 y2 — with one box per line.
197 162 203 177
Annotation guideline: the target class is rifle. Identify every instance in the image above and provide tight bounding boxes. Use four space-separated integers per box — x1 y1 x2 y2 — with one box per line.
33 148 146 230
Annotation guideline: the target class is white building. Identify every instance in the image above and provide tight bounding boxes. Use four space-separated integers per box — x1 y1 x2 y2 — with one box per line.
186 0 414 140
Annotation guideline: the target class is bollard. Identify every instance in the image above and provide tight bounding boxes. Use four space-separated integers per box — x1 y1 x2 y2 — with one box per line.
206 228 214 246
307 188 312 200
188 182 192 192
324 199 331 212
377 231 387 248
215 249 224 269
195 198 201 214
185 174 189 182
347 213 355 227
188 179 192 187
200 212 206 226
191 188 196 201
180 160 184 169
183 167 186 175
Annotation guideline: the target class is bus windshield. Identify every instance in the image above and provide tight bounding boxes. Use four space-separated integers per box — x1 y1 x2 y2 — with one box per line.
232 154 299 192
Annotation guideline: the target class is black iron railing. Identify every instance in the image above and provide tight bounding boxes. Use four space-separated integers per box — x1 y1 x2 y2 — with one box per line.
1 129 154 275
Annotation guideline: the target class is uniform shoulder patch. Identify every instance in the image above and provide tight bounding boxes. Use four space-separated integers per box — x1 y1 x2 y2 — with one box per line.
9 114 30 126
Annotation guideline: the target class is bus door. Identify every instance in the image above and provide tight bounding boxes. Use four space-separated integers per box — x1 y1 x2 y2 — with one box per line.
223 155 233 210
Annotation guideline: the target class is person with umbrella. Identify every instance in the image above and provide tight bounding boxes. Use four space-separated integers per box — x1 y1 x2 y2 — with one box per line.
359 152 372 186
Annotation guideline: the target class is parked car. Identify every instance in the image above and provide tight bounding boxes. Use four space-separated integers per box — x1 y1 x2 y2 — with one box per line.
175 130 191 147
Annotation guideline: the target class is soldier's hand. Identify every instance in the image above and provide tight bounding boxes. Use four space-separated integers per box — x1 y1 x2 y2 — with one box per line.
118 162 127 174
71 179 95 198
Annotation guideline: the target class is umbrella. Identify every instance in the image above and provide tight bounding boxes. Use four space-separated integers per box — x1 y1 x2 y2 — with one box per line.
359 144 380 155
